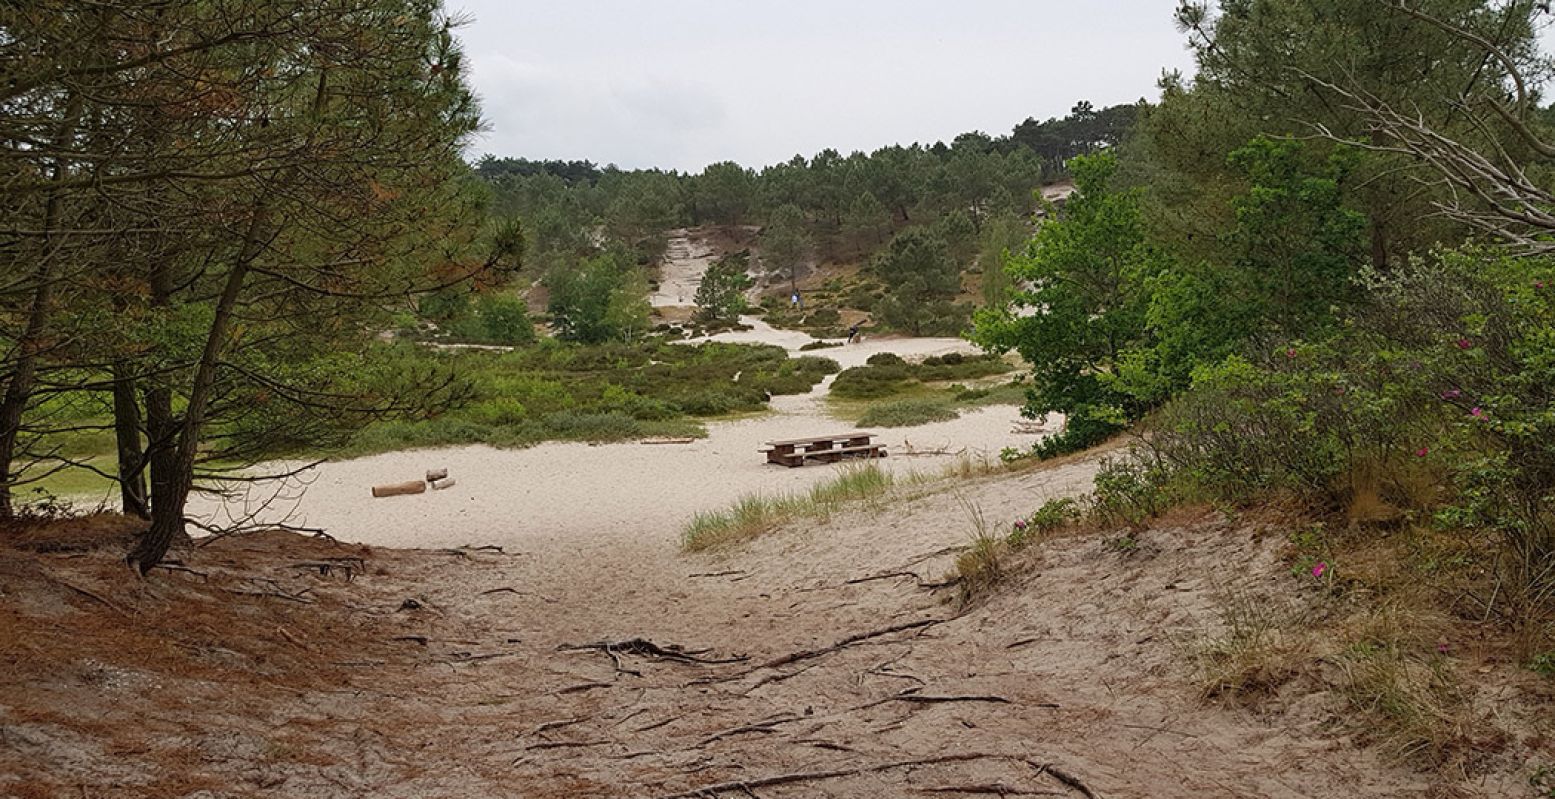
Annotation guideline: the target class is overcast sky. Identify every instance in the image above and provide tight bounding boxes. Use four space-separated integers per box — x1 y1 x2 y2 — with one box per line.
445 1 1196 172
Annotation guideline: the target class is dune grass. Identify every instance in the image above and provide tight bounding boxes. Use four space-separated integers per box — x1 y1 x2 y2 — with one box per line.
682 463 894 551
857 396 959 428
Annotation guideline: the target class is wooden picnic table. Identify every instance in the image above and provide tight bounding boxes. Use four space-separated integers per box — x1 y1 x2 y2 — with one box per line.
761 431 887 468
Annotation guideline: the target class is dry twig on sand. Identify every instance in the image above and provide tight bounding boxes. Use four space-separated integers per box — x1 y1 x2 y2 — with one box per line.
757 618 944 670
653 753 1100 799
559 638 749 675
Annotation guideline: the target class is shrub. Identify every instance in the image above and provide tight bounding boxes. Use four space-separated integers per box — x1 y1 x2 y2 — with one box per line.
858 397 959 428
1088 455 1173 529
831 365 911 399
866 352 906 367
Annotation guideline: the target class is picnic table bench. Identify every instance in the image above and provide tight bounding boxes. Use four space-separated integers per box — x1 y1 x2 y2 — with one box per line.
761 431 887 468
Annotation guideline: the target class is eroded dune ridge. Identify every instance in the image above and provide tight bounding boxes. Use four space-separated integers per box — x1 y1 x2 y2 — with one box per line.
5 452 1545 797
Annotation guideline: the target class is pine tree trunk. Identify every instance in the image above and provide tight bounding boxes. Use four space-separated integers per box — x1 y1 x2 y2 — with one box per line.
112 364 149 519
0 95 81 518
129 209 267 573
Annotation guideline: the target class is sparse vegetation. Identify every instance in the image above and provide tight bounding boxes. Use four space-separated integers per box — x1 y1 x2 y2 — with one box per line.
681 464 893 551
857 397 959 428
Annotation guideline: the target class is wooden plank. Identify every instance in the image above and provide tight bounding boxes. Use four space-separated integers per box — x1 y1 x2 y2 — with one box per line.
764 431 875 447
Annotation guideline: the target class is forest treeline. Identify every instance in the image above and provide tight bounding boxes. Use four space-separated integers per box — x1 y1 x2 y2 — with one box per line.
437 101 1139 345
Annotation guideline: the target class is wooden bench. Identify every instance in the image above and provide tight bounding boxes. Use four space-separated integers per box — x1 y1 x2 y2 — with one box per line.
761 432 888 468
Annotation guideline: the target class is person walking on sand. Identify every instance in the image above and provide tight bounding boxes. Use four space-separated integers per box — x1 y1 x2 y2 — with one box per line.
847 323 861 344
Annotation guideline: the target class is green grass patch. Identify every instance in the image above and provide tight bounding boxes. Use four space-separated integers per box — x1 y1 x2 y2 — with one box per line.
857 397 960 428
682 463 894 551
830 352 1012 402
337 339 837 457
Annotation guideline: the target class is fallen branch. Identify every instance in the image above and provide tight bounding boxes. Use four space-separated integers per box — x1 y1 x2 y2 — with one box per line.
845 571 921 586
652 753 1006 799
289 560 357 581
921 785 1059 796
696 714 801 747
1026 760 1100 799
150 562 209 581
559 638 749 670
49 574 125 615
480 587 559 603
557 681 612 695
524 739 610 751
741 662 820 695
856 690 1012 711
223 588 315 604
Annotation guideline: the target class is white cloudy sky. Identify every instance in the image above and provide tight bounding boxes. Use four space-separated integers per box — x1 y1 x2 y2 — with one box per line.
445 1 1196 172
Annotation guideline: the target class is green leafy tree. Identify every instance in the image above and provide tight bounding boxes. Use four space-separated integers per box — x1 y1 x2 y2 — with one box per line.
842 191 890 256
450 293 536 345
874 229 964 336
695 161 755 225
694 253 754 323
547 251 650 344
976 213 1029 309
971 152 1167 449
762 204 812 294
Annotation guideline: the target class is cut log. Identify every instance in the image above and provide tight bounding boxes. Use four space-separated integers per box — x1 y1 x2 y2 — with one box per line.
425 467 449 482
429 477 457 490
372 480 426 498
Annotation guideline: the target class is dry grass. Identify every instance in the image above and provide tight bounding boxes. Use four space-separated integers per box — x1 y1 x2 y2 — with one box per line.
1190 587 1309 704
681 463 894 551
949 496 1006 606
0 521 418 792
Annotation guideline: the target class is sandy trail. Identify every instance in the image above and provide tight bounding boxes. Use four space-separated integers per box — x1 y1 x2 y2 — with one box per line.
9 455 1466 798
649 228 718 308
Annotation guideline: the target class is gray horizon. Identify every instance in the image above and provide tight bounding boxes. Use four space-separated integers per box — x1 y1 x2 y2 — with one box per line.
446 1 1197 172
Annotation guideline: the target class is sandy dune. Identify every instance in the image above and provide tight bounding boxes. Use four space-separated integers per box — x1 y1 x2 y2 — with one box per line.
192 230 1047 550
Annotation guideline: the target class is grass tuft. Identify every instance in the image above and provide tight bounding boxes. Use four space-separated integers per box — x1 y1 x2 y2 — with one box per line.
857 397 959 428
682 464 894 551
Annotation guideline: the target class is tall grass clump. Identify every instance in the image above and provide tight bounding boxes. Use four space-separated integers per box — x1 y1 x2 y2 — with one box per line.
857 397 959 428
682 464 894 551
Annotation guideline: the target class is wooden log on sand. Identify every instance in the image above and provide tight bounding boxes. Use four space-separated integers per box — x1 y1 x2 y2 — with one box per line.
372 480 426 498
429 477 457 490
426 467 449 482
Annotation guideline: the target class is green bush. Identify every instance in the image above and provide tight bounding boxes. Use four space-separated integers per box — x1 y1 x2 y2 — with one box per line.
857 397 959 428
831 365 911 399
1088 456 1174 529
867 352 906 367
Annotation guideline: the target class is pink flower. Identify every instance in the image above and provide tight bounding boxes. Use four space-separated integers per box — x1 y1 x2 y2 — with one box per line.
1416 447 1429 457
1442 389 1462 400
1286 348 1298 360
1537 281 1547 289
1312 562 1327 579
1437 642 1451 654
1013 519 1027 530
1456 338 1473 350
1470 406 1485 418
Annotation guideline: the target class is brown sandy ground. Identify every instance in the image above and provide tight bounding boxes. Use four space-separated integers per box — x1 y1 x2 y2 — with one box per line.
2 458 1552 798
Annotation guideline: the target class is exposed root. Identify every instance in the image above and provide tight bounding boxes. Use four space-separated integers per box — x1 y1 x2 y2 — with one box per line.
758 618 945 671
